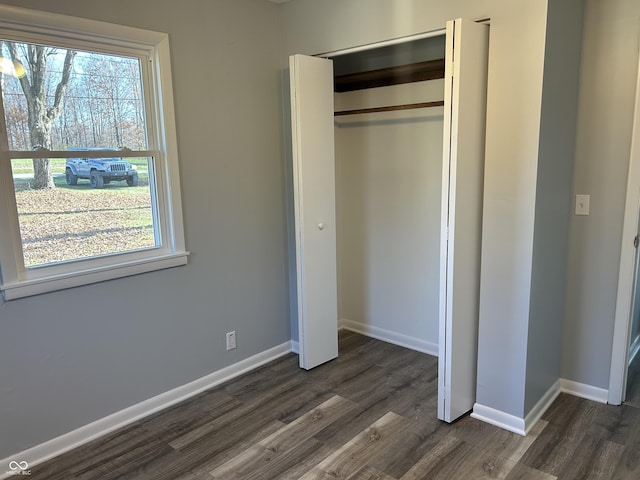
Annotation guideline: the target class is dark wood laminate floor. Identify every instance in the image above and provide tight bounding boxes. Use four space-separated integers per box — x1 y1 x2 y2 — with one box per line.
29 331 640 479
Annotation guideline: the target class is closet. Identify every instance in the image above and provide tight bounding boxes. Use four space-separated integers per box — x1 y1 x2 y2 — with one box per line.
289 19 488 423
333 36 446 363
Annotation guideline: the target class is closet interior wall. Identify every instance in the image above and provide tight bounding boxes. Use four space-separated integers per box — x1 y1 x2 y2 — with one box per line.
333 40 445 353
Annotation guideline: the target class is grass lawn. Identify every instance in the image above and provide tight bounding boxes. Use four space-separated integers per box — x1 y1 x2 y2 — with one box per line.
10 157 150 177
12 167 156 267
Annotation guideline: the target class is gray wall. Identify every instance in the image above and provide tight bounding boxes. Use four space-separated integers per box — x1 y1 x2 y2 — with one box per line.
562 0 640 389
473 0 548 419
524 0 584 414
0 0 288 458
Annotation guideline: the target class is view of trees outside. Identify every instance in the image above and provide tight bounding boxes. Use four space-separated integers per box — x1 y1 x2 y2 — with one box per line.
1 40 156 267
1 40 147 187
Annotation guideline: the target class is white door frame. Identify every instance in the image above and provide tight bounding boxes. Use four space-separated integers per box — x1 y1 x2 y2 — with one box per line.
609 52 640 405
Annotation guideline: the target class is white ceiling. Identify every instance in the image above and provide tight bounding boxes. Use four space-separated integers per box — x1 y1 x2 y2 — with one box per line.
267 0 291 3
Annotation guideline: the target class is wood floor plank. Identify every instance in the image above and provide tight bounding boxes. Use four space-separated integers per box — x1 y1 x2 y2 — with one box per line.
314 371 426 450
301 412 411 480
209 395 358 479
384 372 439 429
169 379 311 450
506 418 548 462
276 389 337 424
373 342 437 382
141 392 241 441
347 464 397 480
609 415 640 480
368 418 449 478
115 425 301 480
504 463 557 480
71 442 183 480
31 423 167 480
223 356 309 403
542 393 599 436
454 451 519 479
312 399 390 450
556 436 625 480
309 356 391 392
237 437 330 480
332 365 415 405
519 422 585 476
521 396 606 477
164 386 334 478
400 433 477 480
452 417 548 465
585 403 640 445
191 420 286 476
173 471 215 480
401 433 530 480
22 333 640 480
448 415 502 447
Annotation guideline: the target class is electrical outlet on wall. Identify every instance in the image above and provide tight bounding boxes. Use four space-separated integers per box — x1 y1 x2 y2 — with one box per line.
576 194 590 215
226 331 237 351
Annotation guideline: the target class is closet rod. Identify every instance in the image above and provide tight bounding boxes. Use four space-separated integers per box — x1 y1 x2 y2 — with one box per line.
334 100 444 117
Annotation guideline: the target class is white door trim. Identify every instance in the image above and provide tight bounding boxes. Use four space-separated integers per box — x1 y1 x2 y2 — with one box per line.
609 52 640 405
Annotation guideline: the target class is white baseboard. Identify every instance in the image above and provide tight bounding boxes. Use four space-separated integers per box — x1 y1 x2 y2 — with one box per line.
629 334 640 367
339 318 438 357
560 378 608 404
471 404 526 436
472 377 608 437
0 341 294 479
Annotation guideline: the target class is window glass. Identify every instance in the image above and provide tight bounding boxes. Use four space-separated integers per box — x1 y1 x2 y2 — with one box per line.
1 42 147 151
1 40 160 268
11 157 157 267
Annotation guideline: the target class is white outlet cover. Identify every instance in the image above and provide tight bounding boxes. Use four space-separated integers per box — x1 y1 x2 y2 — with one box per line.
576 194 590 215
226 331 236 350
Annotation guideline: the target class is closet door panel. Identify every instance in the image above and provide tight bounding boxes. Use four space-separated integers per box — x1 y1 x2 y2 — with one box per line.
289 54 338 370
438 19 489 422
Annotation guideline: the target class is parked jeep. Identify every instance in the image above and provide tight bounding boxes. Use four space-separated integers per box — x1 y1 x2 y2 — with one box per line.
65 150 138 188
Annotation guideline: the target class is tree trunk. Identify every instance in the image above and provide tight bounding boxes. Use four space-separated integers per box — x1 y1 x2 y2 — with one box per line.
7 42 75 189
33 158 54 189
30 109 54 189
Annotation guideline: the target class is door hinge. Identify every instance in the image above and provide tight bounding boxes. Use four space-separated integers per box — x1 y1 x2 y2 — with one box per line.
634 235 639 249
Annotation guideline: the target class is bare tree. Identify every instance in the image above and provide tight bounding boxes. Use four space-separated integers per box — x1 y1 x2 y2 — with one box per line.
7 42 75 189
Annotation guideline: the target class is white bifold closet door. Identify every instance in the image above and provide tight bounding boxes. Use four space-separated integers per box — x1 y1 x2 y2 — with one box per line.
289 54 338 370
289 18 489 423
438 18 489 422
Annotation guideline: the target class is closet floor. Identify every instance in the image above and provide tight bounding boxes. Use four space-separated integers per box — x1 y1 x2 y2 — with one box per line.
29 331 640 479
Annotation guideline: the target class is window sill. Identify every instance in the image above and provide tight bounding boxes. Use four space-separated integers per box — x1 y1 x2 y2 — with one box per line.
1 251 189 301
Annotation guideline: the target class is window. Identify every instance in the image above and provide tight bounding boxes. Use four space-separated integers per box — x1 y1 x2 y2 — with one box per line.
0 6 187 300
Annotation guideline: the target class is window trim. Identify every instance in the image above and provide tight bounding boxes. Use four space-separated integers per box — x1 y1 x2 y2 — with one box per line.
0 5 188 300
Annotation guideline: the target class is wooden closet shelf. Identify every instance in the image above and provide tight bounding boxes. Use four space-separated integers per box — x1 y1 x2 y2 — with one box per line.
334 58 445 93
334 101 445 117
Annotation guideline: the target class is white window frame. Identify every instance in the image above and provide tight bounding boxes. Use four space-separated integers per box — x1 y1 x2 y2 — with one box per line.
0 5 188 300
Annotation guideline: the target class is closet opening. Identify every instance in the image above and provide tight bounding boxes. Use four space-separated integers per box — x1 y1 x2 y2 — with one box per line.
331 34 446 360
289 18 488 422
